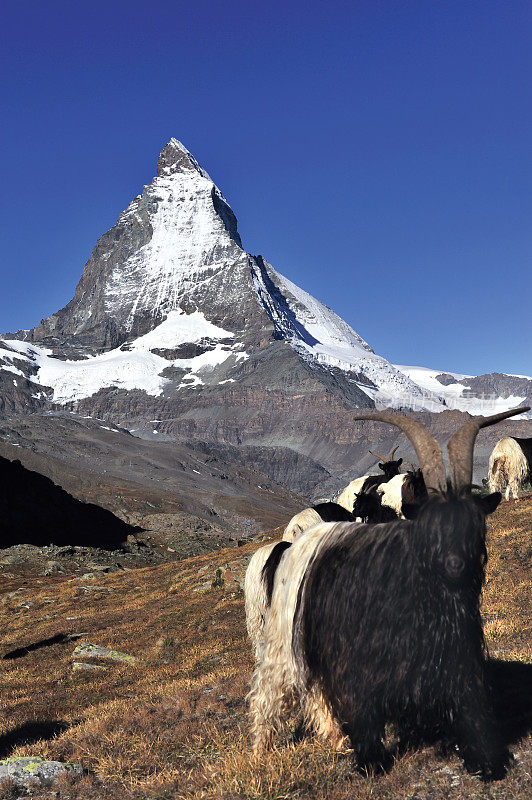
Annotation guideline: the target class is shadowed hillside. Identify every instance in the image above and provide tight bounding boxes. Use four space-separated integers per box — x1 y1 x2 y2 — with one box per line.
0 456 139 549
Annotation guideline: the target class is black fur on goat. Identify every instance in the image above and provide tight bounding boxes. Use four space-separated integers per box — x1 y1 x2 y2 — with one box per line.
262 541 292 605
351 489 398 523
312 501 356 522
300 492 506 777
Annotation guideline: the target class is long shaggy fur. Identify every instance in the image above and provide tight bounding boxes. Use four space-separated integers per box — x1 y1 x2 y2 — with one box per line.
488 437 531 500
246 504 358 656
249 496 510 779
262 541 292 606
244 541 279 657
248 522 349 751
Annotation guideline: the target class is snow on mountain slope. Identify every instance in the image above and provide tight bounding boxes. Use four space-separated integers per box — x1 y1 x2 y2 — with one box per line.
251 259 444 410
104 144 240 326
2 310 247 404
395 365 531 418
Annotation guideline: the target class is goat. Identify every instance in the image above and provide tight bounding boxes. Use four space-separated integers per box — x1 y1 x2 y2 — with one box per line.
351 488 398 523
350 469 426 523
488 436 532 500
282 508 323 543
336 447 402 512
283 504 354 542
377 468 427 518
248 406 528 780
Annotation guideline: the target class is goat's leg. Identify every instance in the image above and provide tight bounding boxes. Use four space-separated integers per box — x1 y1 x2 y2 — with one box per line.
342 706 390 774
454 694 511 781
508 478 520 500
303 685 349 751
248 659 294 755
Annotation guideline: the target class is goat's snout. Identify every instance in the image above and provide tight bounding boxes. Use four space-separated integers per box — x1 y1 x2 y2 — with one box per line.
444 553 465 579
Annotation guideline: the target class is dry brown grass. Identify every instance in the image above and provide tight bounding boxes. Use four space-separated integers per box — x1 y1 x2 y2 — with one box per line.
0 502 530 799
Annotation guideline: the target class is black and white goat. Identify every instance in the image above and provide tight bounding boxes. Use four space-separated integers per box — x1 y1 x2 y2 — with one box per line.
336 447 402 513
376 468 427 518
349 468 426 523
248 406 528 780
488 436 532 500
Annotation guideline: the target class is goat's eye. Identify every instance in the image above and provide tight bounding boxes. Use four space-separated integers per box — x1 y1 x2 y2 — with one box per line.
445 554 465 576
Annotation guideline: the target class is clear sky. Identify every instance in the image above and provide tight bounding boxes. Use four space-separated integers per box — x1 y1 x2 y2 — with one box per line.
1 0 530 375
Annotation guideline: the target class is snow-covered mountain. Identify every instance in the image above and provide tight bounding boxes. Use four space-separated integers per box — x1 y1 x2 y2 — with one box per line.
1 138 531 423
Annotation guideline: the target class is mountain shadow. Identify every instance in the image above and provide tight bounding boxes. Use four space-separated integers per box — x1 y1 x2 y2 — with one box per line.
0 456 141 549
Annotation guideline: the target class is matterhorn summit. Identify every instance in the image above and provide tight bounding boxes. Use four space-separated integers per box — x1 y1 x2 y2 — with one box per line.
28 138 252 350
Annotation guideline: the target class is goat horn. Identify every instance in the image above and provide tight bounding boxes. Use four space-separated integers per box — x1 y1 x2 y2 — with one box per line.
369 449 388 462
447 406 530 492
388 446 399 460
353 411 446 492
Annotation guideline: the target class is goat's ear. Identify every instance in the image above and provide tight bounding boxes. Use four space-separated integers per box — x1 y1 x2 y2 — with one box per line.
378 462 385 471
402 502 420 520
478 492 502 516
397 458 403 466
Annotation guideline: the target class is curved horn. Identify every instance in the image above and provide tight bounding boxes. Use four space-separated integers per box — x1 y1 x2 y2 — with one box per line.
447 406 530 492
369 449 388 462
353 411 446 492
388 446 399 460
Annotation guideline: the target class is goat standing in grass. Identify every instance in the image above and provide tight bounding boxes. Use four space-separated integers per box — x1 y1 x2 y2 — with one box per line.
248 407 528 780
488 435 532 500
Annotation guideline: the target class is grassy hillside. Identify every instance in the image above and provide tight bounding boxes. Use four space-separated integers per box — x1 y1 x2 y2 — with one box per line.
0 500 530 799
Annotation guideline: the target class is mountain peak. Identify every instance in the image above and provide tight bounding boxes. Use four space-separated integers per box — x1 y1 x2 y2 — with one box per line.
156 138 211 180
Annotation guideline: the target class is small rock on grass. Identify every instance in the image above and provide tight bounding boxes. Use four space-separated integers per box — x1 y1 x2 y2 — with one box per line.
72 642 137 663
0 757 82 787
72 661 108 672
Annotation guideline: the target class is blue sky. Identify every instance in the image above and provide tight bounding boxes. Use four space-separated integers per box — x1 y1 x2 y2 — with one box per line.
1 0 530 375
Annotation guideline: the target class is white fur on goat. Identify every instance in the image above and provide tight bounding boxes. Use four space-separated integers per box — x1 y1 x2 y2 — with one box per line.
377 473 407 517
488 437 529 500
244 541 279 657
282 507 322 542
248 522 350 752
244 508 323 658
336 477 367 512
